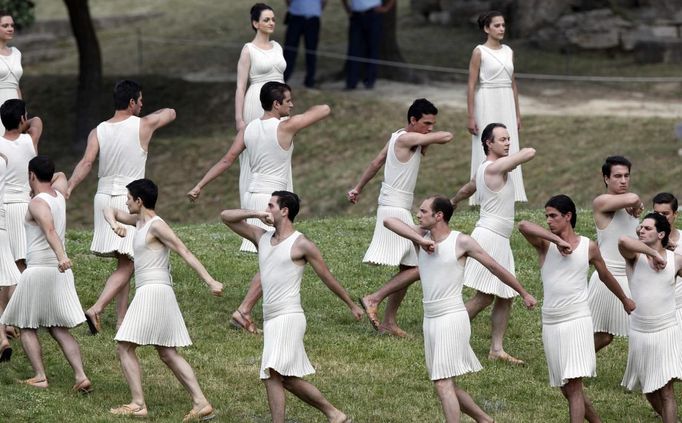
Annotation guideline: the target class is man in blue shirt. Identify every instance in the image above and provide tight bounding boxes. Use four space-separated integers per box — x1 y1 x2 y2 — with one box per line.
284 0 325 88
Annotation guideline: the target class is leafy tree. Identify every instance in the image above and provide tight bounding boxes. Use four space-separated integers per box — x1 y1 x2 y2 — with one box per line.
0 0 35 29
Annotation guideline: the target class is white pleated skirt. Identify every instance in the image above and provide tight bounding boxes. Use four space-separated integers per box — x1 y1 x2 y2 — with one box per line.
363 206 418 267
676 307 682 326
464 227 517 298
4 202 28 261
260 312 315 379
115 283 191 347
0 267 85 329
542 316 596 387
240 191 271 253
0 228 20 286
587 271 630 337
91 193 135 259
423 310 482 381
622 324 682 393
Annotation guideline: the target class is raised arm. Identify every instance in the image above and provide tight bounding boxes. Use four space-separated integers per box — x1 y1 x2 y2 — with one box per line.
395 130 453 149
187 130 246 201
298 237 364 320
26 116 43 152
279 104 331 136
103 206 138 238
593 193 642 215
618 236 665 270
590 241 636 314
486 147 536 175
150 220 223 296
346 143 388 204
450 178 476 209
459 234 537 308
234 45 251 131
220 208 270 246
466 47 482 136
517 220 562 255
384 217 433 254
139 108 177 149
51 172 68 196
29 199 70 273
66 129 99 199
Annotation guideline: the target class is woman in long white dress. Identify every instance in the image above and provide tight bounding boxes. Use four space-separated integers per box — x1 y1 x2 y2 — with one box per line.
0 12 22 133
466 11 526 204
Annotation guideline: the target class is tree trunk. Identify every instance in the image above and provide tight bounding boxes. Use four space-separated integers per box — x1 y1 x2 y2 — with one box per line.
64 0 102 152
379 2 423 83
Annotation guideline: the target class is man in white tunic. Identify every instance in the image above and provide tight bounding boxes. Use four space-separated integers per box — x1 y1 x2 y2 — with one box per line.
519 194 635 423
619 213 682 423
221 190 363 423
67 80 176 333
450 122 535 364
587 156 642 352
103 178 223 421
0 156 90 391
0 99 42 271
188 82 330 333
384 195 535 423
349 99 453 337
651 193 682 323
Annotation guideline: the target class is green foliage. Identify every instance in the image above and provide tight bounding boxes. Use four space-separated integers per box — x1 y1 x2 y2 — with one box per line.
0 0 35 29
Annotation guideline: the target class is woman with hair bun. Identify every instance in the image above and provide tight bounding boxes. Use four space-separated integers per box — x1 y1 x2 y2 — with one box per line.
466 11 526 205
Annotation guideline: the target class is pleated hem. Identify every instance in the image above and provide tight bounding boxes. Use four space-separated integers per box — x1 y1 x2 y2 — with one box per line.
363 206 418 268
464 226 517 298
424 311 483 381
587 271 629 337
260 313 314 379
542 316 596 388
622 325 682 393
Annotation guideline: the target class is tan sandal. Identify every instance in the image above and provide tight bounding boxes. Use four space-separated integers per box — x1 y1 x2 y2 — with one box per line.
110 403 148 418
182 404 215 422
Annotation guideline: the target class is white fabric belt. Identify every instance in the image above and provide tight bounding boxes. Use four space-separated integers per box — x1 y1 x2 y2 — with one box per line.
630 310 677 333
3 190 30 203
476 210 513 237
480 81 511 89
263 298 304 321
97 175 135 196
423 296 465 318
135 268 172 288
542 301 591 325
248 173 287 194
378 182 413 209
27 248 58 267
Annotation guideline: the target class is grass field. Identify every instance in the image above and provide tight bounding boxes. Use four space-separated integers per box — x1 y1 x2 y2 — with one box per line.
0 210 678 422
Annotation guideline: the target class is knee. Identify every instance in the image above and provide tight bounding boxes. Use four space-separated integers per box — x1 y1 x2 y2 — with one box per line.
116 342 135 356
156 348 175 364
281 376 294 390
660 383 675 401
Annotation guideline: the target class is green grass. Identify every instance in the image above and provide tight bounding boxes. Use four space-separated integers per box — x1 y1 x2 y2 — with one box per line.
1 211 678 422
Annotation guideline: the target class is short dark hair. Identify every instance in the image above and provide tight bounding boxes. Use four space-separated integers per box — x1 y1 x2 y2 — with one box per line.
0 99 26 130
545 194 577 228
126 178 158 209
652 192 678 212
113 80 142 110
428 195 454 223
0 10 12 20
260 81 291 111
601 155 631 179
643 212 671 248
406 98 438 123
250 3 273 31
481 122 506 155
28 155 55 182
478 10 504 31
272 190 300 222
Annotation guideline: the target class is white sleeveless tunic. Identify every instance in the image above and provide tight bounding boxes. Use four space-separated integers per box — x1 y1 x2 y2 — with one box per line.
91 116 147 258
258 230 315 379
420 231 482 380
238 41 291 209
469 44 526 205
0 133 35 260
0 47 22 132
115 216 191 347
540 237 596 387
0 191 84 328
0 157 19 286
587 208 637 336
673 240 682 323
622 250 682 393
363 129 421 267
464 161 517 298
240 118 293 253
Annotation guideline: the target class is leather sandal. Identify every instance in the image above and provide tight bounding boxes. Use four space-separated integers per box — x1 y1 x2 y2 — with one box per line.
182 404 215 422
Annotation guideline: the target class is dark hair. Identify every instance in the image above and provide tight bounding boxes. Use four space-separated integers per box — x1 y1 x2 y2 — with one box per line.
478 10 504 31
643 212 671 248
113 80 142 110
601 155 631 179
0 99 25 130
0 10 12 20
28 155 55 182
545 194 577 228
406 98 438 123
481 122 506 155
260 81 291 111
126 178 158 210
428 195 454 223
250 3 274 31
652 192 678 212
272 190 300 222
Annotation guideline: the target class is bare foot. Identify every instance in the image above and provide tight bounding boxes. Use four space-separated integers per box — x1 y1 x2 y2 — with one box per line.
183 403 214 422
378 323 407 338
20 376 48 388
328 410 350 423
488 351 525 365
73 378 93 394
110 403 148 417
84 309 101 335
230 310 259 334
360 296 380 331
